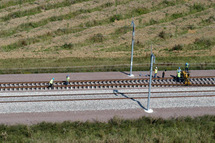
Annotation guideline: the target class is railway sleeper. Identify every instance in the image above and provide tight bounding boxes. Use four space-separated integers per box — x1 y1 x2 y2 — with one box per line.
56 83 61 86
209 78 214 81
13 84 18 87
26 83 31 86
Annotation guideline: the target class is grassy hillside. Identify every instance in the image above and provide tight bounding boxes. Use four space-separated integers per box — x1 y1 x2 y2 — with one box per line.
0 0 215 73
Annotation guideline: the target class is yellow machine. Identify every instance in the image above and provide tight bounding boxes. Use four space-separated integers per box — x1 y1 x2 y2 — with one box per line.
181 71 191 86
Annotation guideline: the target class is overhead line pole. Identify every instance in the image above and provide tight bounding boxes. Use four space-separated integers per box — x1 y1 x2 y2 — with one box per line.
129 20 135 77
145 46 155 113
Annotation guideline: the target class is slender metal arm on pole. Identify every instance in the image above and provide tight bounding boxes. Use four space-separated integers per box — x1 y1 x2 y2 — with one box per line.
129 21 135 77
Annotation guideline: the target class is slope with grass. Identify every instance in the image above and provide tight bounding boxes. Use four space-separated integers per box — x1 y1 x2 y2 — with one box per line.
0 0 214 72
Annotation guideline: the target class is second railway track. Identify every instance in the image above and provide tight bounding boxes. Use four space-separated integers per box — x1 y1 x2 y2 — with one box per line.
0 87 215 114
1 90 215 103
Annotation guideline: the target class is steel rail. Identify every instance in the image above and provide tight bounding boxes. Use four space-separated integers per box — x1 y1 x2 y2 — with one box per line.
0 83 214 90
1 90 215 98
0 94 215 103
0 76 214 91
0 76 214 85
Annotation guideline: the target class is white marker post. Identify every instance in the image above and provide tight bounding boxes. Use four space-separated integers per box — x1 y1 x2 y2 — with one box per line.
129 21 135 77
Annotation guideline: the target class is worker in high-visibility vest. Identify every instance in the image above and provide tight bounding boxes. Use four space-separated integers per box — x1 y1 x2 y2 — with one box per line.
185 63 189 72
66 75 70 85
177 68 181 82
49 78 54 89
177 67 181 74
154 67 158 78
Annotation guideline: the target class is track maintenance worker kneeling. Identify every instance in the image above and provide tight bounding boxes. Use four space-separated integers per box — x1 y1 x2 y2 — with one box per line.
49 78 54 89
154 67 158 78
66 75 70 85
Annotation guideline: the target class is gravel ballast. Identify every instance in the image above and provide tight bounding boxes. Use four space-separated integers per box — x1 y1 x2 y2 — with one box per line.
0 87 214 114
0 70 214 124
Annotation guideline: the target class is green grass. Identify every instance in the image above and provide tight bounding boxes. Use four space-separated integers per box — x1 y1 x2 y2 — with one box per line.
90 33 105 43
186 37 215 50
0 55 214 74
200 16 215 26
104 43 130 52
0 2 115 38
0 0 215 73
0 115 214 142
1 0 188 51
152 3 214 25
0 0 36 10
0 0 92 22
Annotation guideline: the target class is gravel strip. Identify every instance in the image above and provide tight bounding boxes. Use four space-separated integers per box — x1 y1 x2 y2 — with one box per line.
0 70 214 82
0 95 214 114
0 107 214 125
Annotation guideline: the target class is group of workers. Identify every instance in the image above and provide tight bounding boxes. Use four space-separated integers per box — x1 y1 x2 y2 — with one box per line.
154 63 189 81
48 75 70 89
176 63 189 82
48 63 189 89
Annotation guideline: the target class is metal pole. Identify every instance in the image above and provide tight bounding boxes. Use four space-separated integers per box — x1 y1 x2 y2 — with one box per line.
145 47 155 113
147 55 153 110
129 21 135 77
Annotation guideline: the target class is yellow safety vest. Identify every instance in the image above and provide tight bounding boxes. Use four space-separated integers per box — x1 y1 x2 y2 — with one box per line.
49 79 54 84
177 72 181 78
155 69 158 73
66 77 70 82
186 64 189 68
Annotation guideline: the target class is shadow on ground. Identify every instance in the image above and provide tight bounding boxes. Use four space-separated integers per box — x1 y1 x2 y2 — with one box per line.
113 90 147 110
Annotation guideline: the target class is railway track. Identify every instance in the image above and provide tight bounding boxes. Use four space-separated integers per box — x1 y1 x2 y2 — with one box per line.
1 90 215 103
1 86 215 114
0 76 214 91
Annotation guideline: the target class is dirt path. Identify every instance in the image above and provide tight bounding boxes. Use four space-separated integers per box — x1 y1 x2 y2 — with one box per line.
0 107 214 125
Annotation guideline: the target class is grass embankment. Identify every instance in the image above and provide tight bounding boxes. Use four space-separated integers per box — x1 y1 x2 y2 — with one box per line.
0 56 214 74
0 116 214 142
1 0 188 51
0 0 214 74
0 0 91 22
